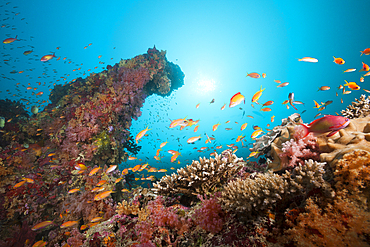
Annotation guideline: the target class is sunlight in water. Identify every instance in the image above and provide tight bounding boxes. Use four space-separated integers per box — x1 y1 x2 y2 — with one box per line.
193 76 216 94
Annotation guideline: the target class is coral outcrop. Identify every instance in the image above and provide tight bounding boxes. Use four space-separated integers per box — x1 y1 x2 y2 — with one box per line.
250 113 302 159
153 149 244 197
317 115 370 168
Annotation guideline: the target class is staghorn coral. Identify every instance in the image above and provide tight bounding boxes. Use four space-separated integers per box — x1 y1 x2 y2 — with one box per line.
283 195 370 247
220 159 331 219
341 94 370 119
317 115 370 168
153 149 244 197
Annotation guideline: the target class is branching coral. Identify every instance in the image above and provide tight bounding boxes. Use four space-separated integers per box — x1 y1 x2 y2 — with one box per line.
220 159 331 219
153 149 244 197
341 94 370 119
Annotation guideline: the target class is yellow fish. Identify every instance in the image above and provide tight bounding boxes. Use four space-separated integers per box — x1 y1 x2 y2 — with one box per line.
251 85 265 103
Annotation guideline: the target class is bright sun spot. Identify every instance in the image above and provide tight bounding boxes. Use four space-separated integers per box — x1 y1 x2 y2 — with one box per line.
193 76 216 94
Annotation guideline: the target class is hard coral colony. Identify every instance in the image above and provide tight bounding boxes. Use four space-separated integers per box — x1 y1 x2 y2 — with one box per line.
0 45 370 247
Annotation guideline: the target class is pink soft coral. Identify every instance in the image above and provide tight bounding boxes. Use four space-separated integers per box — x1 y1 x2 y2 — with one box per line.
279 133 320 169
193 194 225 234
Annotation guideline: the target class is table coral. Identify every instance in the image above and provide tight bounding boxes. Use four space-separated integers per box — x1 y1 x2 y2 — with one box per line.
153 149 244 197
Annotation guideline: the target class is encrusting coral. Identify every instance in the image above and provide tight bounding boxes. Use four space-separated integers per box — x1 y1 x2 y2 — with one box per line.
153 149 244 197
317 115 370 168
341 94 370 119
219 159 331 219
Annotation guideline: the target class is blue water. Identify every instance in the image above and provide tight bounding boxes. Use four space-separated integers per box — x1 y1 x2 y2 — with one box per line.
1 0 370 172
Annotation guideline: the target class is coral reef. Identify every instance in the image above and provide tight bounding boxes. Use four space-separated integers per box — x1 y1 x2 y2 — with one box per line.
282 195 370 247
2 44 370 246
249 112 302 159
219 159 331 219
341 94 370 119
317 115 370 168
0 47 185 246
153 149 244 197
334 150 370 206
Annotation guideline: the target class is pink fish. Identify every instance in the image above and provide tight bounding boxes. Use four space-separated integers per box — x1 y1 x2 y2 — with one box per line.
300 115 350 138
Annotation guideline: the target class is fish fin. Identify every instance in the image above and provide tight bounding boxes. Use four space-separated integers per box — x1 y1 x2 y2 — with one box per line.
299 124 310 138
326 130 339 137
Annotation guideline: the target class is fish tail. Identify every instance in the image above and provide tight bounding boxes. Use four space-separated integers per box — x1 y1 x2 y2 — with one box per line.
361 51 363 56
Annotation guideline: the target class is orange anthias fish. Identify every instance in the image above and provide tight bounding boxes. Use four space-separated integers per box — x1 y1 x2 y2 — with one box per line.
160 141 168 148
187 135 201 144
212 123 221 131
94 190 114 201
359 62 370 72
299 115 350 138
318 86 330 91
135 126 150 143
251 86 265 104
105 165 117 174
60 221 79 228
169 117 187 128
251 129 264 139
344 80 360 90
298 57 318 63
89 167 101 176
240 123 248 131
277 82 289 88
41 53 56 62
246 72 261 79
3 35 17 44
262 100 274 106
333 56 345 65
360 48 370 56
229 92 245 108
221 103 226 110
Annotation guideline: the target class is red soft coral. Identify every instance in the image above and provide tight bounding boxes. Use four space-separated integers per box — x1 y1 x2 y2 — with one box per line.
193 194 225 234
